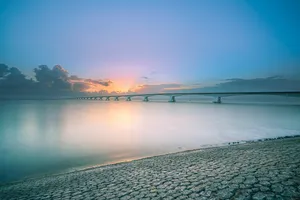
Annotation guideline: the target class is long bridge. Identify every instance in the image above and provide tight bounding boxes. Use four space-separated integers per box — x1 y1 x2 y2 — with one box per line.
74 91 300 103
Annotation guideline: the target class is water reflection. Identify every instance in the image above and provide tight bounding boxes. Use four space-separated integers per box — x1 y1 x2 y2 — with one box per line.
0 100 300 182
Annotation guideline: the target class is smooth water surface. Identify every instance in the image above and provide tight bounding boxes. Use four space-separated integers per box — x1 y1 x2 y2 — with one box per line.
0 100 300 182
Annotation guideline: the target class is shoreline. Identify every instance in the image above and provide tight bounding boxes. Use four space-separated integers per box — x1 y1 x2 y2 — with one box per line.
1 136 299 199
56 134 300 175
1 134 299 186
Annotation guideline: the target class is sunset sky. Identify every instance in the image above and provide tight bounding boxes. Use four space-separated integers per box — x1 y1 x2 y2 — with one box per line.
1 0 300 93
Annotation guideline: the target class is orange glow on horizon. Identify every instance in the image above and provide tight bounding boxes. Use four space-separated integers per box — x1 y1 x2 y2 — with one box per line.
70 78 139 93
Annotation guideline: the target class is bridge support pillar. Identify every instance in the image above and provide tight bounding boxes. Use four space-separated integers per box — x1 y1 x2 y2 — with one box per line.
126 97 132 101
114 97 119 101
168 96 176 102
106 97 110 101
143 96 149 102
99 97 103 100
213 96 222 104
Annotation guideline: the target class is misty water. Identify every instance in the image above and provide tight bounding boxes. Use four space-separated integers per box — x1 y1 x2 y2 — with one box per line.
1 99 300 182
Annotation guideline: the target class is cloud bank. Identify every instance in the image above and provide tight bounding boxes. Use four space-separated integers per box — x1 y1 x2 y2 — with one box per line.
181 76 300 93
0 64 113 97
129 77 300 94
1 63 300 99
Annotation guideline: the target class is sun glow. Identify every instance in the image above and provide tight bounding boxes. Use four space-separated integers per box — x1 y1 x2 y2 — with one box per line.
77 79 138 93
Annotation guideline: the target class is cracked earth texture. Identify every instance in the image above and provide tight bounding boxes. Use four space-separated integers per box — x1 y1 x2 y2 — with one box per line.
0 138 299 200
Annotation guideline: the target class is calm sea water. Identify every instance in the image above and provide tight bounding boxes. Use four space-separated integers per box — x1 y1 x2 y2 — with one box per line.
0 100 300 182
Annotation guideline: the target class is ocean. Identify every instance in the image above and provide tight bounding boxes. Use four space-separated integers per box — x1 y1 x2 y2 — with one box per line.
0 99 299 182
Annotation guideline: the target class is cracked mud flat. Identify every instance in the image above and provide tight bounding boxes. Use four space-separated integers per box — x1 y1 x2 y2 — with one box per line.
1 137 300 200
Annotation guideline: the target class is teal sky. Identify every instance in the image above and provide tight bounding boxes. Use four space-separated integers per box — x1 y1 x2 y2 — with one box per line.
0 0 299 91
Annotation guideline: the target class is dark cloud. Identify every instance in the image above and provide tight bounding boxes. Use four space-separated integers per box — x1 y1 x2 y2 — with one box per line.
52 65 68 81
9 67 23 76
0 63 113 98
32 65 112 92
72 82 89 92
0 65 34 92
33 65 71 90
33 65 54 87
0 64 9 77
69 75 82 80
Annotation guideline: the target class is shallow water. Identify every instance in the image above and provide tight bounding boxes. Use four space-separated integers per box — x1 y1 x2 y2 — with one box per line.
0 100 300 182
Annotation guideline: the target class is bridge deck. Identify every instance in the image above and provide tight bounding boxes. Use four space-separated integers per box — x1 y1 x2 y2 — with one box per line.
77 91 300 99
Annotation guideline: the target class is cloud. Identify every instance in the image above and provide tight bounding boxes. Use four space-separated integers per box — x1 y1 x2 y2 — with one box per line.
33 65 71 90
73 79 113 92
0 63 115 97
211 77 300 92
172 76 300 93
69 75 82 80
9 67 23 76
69 75 113 92
130 76 300 94
84 79 112 87
132 83 182 94
1 62 300 99
32 65 113 92
0 64 9 77
0 65 34 92
52 65 68 81
72 82 89 92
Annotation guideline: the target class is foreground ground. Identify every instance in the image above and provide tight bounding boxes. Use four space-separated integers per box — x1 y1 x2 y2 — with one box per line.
1 138 300 200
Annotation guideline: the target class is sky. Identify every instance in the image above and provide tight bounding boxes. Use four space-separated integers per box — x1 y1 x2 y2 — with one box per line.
0 0 300 94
